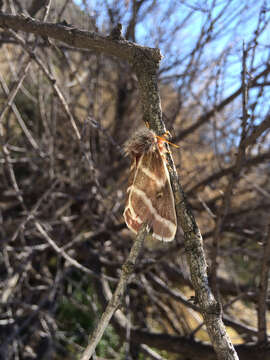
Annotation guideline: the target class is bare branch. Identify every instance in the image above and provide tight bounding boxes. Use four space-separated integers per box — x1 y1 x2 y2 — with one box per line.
257 222 270 344
0 12 161 64
35 221 116 282
209 42 250 297
80 224 148 360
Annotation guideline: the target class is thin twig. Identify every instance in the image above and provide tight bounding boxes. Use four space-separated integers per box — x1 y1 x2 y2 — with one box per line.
80 224 148 360
34 221 117 282
0 71 39 150
209 41 249 297
7 29 82 141
0 1 51 136
140 343 168 360
257 222 270 344
0 59 31 125
10 179 59 242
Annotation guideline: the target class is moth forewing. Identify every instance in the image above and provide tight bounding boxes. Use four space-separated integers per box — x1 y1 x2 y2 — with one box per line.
124 129 177 242
141 149 177 241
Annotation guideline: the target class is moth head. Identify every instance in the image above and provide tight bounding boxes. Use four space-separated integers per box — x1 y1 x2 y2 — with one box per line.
124 128 157 157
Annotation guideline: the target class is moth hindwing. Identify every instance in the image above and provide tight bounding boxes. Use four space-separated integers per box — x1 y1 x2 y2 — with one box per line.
123 128 177 241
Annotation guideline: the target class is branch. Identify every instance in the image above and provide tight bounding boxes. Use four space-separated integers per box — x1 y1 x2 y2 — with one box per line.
164 132 239 359
97 276 270 360
209 42 250 296
125 328 270 360
134 32 239 360
0 12 161 64
173 63 270 142
257 222 270 344
28 0 50 17
35 221 116 282
242 114 270 147
186 151 270 195
80 224 148 360
0 70 39 151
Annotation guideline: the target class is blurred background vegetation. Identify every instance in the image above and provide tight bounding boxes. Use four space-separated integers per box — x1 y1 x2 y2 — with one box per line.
1 0 270 359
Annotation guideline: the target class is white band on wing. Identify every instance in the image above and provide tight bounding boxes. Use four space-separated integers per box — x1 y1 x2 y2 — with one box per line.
131 186 176 233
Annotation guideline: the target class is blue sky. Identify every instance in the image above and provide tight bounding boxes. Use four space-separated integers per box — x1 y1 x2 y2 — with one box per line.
73 1 270 76
73 0 270 126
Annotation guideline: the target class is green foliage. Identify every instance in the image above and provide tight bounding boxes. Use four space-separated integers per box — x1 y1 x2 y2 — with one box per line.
57 296 93 336
96 324 121 357
56 279 123 357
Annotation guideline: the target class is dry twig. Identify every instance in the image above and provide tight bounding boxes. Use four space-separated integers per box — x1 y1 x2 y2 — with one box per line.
80 224 148 360
257 222 270 344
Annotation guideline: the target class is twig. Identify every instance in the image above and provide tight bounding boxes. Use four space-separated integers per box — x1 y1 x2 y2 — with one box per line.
140 274 182 335
149 273 260 338
0 71 39 150
34 221 116 282
0 58 31 125
0 1 51 137
140 343 168 360
0 267 68 350
131 15 239 360
257 222 270 344
0 13 161 63
209 41 249 297
7 29 82 141
98 272 268 359
241 41 249 138
162 92 239 360
173 62 270 143
6 28 109 204
79 224 148 360
187 151 270 195
10 179 59 242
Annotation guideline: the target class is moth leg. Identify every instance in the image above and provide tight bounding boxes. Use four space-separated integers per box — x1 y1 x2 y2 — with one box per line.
156 131 180 149
163 130 172 140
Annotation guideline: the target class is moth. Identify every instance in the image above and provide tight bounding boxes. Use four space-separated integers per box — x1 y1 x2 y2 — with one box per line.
123 128 177 241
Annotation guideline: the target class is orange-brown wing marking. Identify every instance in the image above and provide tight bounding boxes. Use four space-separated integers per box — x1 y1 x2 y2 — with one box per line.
124 149 177 241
